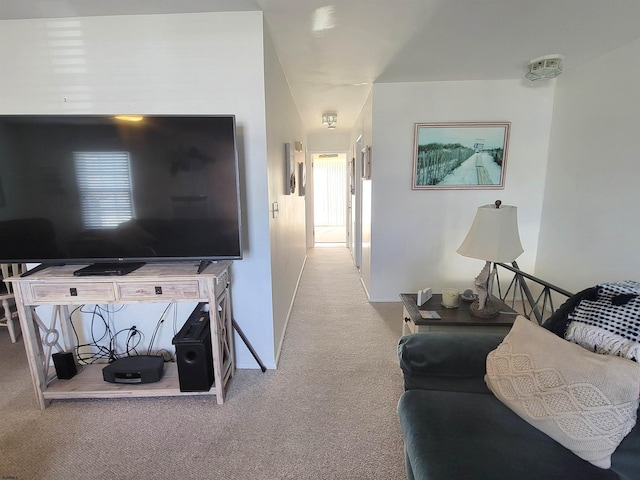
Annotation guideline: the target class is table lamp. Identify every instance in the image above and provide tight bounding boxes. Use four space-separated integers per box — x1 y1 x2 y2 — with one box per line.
457 200 523 317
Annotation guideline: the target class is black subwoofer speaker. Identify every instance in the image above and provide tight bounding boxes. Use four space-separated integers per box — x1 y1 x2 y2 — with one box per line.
172 303 214 392
52 351 77 380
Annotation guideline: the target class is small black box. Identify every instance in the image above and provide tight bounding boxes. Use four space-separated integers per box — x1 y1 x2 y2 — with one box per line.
52 352 77 380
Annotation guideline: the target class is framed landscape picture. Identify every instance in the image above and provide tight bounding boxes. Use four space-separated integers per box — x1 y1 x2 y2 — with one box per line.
361 145 371 180
284 142 296 194
412 122 510 190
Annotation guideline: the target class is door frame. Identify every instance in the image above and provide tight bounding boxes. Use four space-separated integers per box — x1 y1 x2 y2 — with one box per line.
306 150 350 248
350 136 363 268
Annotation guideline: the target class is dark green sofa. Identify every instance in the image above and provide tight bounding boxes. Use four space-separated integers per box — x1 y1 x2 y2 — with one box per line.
397 329 640 480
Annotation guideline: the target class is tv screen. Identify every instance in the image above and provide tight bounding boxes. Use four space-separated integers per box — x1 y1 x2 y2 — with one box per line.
0 115 242 268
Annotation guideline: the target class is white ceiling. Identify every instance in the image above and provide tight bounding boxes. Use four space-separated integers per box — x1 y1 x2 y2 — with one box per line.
2 0 640 134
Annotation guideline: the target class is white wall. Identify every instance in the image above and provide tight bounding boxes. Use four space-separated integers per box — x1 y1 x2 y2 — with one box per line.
307 132 351 152
535 39 640 292
368 80 556 301
263 25 307 363
0 12 278 368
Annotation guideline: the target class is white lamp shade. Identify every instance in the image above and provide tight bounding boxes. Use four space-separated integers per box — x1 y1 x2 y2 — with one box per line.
457 203 523 262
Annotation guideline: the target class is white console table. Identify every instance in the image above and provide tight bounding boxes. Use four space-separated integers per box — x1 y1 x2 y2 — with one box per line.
6 261 234 410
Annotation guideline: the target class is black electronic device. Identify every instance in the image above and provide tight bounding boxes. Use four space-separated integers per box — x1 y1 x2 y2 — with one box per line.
0 115 243 271
172 303 214 392
52 351 78 380
102 355 164 384
73 262 146 277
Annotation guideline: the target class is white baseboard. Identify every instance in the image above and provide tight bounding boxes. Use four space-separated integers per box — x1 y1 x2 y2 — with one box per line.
274 253 308 367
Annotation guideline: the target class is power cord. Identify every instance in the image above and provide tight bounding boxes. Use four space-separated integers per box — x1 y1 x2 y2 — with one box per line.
70 303 174 364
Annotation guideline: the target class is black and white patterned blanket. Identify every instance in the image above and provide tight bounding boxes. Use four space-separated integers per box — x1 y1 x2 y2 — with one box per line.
566 281 640 362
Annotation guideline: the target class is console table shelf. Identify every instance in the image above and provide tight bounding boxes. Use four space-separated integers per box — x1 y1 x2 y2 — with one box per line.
7 261 235 409
42 360 233 400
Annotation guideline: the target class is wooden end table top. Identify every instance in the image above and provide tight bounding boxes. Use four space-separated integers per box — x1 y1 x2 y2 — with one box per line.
400 293 518 327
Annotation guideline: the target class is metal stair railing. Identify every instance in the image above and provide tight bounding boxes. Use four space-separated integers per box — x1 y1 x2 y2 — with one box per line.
492 262 574 325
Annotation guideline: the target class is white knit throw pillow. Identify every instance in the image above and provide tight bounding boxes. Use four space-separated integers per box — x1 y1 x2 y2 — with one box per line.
486 317 640 469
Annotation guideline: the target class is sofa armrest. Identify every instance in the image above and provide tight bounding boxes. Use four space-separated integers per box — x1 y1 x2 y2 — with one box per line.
398 332 505 394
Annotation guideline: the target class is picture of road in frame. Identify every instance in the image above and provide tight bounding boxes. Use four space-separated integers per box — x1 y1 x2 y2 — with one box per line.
412 122 510 190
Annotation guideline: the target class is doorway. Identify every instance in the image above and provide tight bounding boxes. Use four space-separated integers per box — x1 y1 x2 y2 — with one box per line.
313 153 347 245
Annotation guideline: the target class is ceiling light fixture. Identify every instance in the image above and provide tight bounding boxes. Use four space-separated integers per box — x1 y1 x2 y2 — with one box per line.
525 54 564 81
322 112 337 129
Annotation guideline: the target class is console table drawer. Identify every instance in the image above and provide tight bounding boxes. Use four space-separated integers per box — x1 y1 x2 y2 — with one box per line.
31 283 116 302
118 281 200 300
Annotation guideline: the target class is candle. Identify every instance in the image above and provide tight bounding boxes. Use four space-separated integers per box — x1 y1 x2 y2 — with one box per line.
442 288 460 308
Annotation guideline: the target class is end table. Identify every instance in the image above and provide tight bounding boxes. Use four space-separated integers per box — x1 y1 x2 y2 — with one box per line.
400 293 517 336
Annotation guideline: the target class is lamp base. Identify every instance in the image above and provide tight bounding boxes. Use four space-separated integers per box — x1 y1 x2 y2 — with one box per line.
469 297 501 318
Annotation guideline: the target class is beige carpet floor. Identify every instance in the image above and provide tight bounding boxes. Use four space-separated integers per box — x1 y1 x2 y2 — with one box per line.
0 247 406 479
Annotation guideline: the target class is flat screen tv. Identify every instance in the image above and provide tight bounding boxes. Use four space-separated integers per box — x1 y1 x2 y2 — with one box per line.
0 115 242 275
